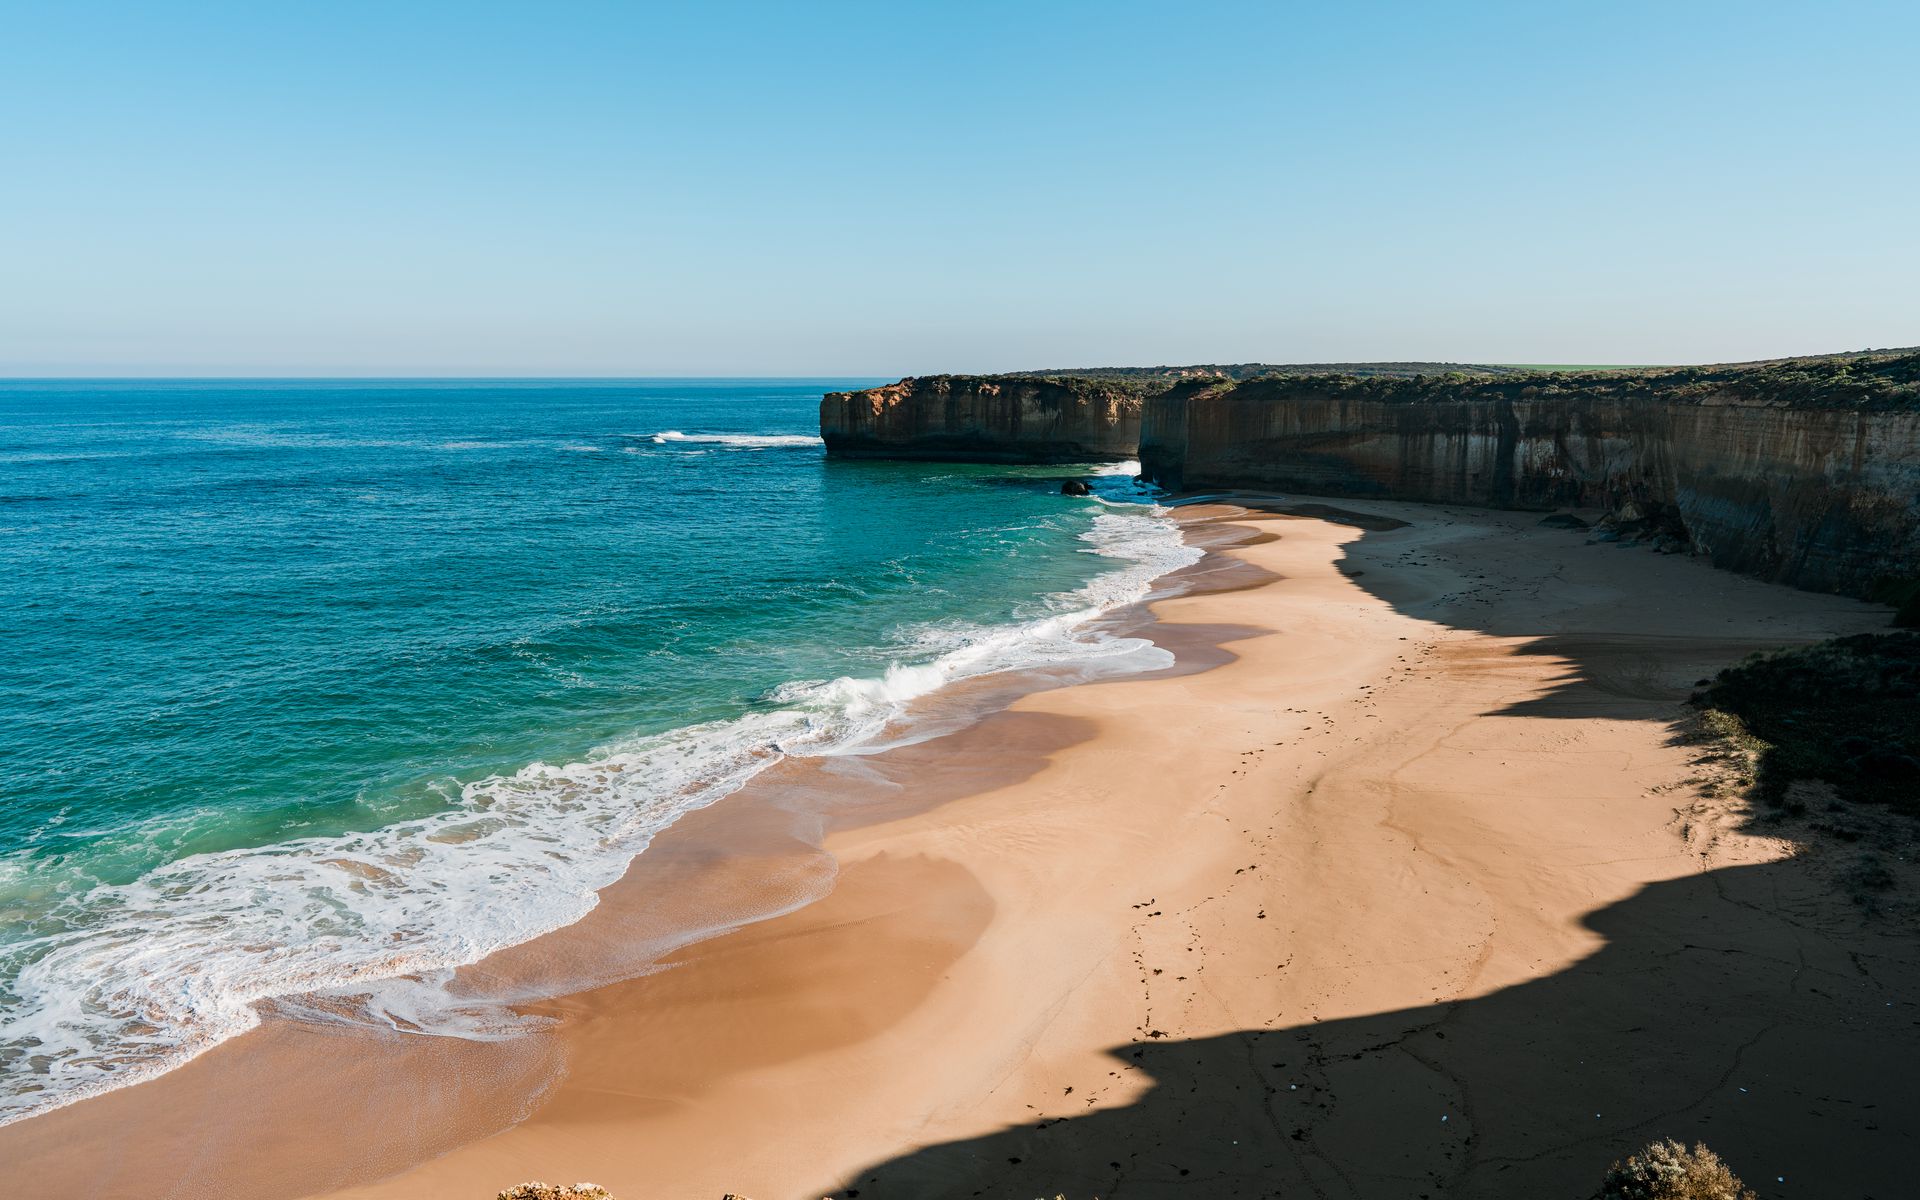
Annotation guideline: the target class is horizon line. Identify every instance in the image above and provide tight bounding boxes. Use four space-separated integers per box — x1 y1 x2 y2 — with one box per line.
2 345 1911 383
0 373 900 382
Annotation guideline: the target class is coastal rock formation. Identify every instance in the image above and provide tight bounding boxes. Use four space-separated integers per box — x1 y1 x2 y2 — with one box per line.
819 363 1518 464
1136 352 1920 600
1539 512 1591 530
819 352 1919 601
820 375 1142 462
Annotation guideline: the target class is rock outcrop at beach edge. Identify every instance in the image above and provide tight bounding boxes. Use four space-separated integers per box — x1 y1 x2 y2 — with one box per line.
821 376 1142 462
1136 351 1920 601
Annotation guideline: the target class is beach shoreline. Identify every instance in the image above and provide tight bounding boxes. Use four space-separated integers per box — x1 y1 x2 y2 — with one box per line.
9 497 1914 1199
0 492 1231 1188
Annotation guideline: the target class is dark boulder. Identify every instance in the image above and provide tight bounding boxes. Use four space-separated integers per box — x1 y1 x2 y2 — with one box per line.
1060 479 1092 496
1539 512 1590 530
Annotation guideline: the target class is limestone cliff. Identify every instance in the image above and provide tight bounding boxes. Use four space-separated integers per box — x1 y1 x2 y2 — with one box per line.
818 353 1917 601
820 376 1142 462
818 363 1513 463
1138 352 1920 599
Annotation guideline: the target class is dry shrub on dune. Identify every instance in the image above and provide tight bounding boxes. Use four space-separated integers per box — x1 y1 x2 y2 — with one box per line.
495 1185 613 1200
1599 1139 1757 1200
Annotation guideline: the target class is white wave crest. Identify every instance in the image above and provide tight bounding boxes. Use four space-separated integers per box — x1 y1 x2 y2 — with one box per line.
647 430 824 449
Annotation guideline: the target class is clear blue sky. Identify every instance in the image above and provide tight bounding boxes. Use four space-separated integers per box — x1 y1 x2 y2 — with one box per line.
4 0 1915 375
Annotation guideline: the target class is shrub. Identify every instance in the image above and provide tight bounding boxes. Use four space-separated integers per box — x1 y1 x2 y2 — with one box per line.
496 1185 613 1200
1598 1139 1756 1199
1692 631 1920 814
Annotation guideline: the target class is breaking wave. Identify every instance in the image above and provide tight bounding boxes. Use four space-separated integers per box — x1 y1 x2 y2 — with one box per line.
0 461 1194 1126
646 430 824 449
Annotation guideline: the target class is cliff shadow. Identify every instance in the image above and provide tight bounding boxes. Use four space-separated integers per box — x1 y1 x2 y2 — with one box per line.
1204 496 1913 850
821 857 1918 1200
802 498 1920 1198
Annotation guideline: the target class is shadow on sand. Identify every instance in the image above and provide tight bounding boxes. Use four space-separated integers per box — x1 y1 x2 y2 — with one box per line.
827 505 1916 1199
828 859 1914 1199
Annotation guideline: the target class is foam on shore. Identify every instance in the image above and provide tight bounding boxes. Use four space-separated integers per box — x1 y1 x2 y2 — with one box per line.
0 462 1196 1127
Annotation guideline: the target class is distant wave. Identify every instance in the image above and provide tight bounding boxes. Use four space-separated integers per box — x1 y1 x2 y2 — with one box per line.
0 456 1194 1128
645 430 824 449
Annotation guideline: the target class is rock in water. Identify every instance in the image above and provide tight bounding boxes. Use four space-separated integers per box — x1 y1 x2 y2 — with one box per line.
1060 479 1092 496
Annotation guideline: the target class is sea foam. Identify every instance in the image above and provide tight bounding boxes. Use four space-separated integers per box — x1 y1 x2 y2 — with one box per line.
647 430 825 449
0 461 1195 1126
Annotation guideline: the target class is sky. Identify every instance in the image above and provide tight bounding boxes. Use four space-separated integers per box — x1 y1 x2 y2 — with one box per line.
2 0 1916 376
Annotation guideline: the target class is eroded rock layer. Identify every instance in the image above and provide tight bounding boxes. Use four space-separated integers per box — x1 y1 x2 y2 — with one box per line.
821 376 1142 463
819 353 1918 600
1137 354 1920 598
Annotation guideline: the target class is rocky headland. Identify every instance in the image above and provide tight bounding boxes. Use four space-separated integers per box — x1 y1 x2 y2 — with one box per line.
820 363 1534 464
827 351 1920 605
819 375 1144 462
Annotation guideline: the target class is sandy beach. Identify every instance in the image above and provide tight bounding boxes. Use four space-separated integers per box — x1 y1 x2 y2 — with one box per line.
13 2 1915 1194
9 498 1914 1199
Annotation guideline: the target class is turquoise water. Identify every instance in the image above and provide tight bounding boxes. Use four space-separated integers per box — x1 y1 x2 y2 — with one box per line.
0 379 1193 1122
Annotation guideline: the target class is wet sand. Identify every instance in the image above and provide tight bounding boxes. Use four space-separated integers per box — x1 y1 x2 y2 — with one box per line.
8 500 1914 1199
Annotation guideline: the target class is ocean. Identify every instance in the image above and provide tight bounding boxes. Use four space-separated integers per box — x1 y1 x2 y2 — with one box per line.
0 378 1197 1124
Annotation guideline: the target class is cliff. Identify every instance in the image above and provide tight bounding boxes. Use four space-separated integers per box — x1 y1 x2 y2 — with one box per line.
819 362 1519 463
819 352 1919 604
1138 352 1920 600
820 375 1143 462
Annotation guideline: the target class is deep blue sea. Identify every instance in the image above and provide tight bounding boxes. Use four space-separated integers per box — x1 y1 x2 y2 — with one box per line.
0 379 1193 1123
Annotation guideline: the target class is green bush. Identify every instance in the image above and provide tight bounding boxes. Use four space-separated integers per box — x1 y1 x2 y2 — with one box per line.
1871 578 1920 628
1693 631 1920 814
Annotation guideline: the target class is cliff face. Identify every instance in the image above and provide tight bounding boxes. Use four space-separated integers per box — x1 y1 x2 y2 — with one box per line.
819 353 1918 601
1139 355 1920 599
821 376 1142 463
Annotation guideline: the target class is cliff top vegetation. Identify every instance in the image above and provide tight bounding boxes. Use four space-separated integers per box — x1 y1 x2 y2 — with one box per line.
874 348 1920 411
1211 347 1920 411
992 361 1529 386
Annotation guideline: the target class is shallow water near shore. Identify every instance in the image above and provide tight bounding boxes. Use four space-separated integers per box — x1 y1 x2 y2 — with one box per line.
0 378 1199 1124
